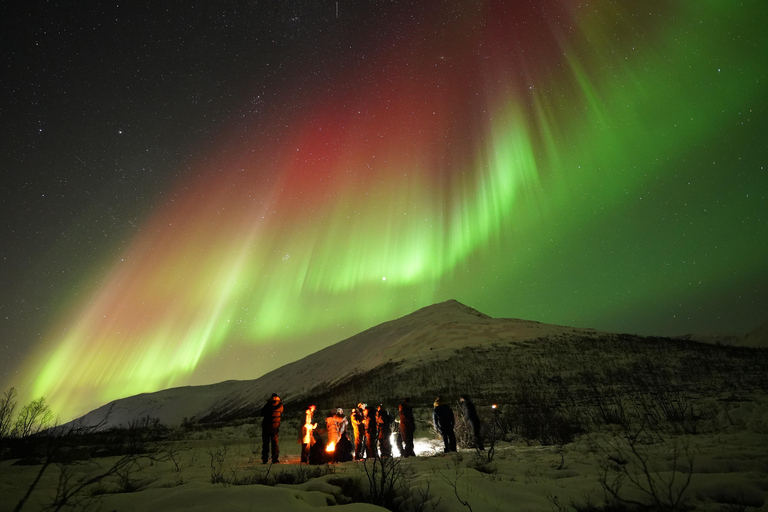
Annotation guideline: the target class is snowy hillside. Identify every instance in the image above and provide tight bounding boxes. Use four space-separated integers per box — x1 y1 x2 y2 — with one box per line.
71 300 767 429
71 300 569 427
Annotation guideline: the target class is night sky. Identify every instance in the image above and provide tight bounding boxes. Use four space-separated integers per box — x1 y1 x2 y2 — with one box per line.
2 1 766 422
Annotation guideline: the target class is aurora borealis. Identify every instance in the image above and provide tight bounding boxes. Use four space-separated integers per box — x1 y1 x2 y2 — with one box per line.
2 1 767 422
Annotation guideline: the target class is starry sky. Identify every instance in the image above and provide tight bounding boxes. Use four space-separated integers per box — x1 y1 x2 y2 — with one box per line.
1 1 766 422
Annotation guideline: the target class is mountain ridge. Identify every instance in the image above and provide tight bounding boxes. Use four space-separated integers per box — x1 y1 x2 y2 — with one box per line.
69 300 767 429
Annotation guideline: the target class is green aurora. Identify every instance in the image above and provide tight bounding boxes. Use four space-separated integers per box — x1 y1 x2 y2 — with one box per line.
2 1 766 421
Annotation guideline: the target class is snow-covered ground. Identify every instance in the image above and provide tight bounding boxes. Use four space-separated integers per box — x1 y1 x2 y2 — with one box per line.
3 395 767 512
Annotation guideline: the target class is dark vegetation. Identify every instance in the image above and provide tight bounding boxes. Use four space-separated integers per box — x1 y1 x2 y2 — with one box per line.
302 333 767 446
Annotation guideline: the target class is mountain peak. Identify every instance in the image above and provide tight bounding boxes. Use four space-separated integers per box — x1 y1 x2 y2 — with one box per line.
400 299 492 323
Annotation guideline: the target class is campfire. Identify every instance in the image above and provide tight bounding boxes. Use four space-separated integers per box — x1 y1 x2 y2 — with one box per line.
326 441 335 453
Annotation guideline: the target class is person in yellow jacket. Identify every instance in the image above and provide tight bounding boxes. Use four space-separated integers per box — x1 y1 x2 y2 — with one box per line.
301 404 317 463
350 403 366 460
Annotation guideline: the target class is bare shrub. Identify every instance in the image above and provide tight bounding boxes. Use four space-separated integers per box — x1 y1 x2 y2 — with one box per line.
0 387 18 438
596 427 694 511
507 375 584 446
207 445 230 484
361 455 408 509
13 397 54 438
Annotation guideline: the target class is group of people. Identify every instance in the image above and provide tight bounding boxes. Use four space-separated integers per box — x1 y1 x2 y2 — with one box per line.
433 395 485 453
260 393 484 464
301 400 414 463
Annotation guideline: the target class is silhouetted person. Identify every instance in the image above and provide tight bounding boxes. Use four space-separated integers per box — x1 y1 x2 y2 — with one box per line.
376 405 392 457
433 396 457 453
335 432 354 462
363 406 378 458
460 395 484 450
261 393 283 464
308 430 327 465
398 397 416 457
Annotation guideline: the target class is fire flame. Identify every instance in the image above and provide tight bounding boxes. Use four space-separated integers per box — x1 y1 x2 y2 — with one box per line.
326 442 336 452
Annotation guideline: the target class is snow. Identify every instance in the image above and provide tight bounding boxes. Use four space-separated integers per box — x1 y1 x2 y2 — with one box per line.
3 398 768 511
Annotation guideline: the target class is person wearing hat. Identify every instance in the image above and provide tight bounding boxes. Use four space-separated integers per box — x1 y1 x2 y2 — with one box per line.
432 396 457 453
328 407 349 443
261 393 283 464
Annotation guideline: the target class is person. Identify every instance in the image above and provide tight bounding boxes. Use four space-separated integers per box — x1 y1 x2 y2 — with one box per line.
398 397 416 457
301 404 317 463
326 411 339 448
433 396 457 453
334 408 349 441
376 405 392 457
351 404 366 460
460 395 484 450
261 393 283 464
363 405 378 458
327 408 348 445
308 430 328 465
335 431 354 462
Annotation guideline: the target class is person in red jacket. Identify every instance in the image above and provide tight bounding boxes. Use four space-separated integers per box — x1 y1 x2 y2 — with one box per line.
261 393 283 464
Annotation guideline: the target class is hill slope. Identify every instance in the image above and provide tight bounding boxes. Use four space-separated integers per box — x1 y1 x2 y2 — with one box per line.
72 300 768 429
71 300 589 427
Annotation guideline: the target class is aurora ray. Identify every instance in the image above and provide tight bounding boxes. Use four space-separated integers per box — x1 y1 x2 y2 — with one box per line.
3 0 766 421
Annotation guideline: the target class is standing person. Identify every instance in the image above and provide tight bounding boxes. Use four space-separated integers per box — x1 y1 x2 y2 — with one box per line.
460 395 484 450
333 408 353 463
351 404 366 460
334 408 349 441
326 411 339 447
432 397 457 453
301 404 317 463
398 397 416 457
261 393 283 464
363 405 378 459
376 405 392 457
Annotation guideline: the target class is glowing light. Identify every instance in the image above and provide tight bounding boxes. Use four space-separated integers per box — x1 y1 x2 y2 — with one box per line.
9 1 767 421
413 439 440 457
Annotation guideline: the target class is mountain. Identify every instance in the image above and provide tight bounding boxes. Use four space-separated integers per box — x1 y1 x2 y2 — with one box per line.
677 317 768 348
71 300 768 429
69 300 584 428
